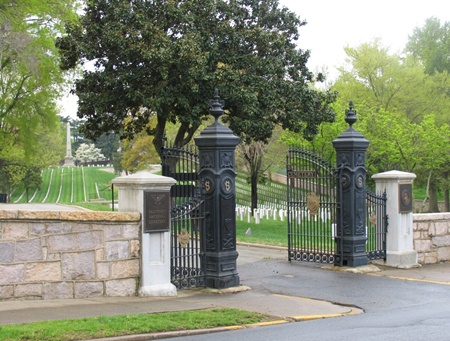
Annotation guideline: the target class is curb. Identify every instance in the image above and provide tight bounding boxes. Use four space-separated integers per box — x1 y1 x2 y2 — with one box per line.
82 307 362 341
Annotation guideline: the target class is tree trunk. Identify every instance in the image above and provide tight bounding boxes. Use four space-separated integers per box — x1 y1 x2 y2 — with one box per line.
445 189 449 212
428 185 440 212
444 171 450 212
153 115 167 159
251 173 258 215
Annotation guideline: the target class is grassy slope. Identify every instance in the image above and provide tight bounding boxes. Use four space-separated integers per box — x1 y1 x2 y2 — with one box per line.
10 167 117 206
58 168 72 203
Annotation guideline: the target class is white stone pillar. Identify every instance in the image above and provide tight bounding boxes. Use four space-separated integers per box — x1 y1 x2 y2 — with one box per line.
112 171 177 296
372 170 420 268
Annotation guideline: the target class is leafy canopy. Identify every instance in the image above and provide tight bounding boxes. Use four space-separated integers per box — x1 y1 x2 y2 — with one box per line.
0 0 77 194
407 17 450 75
57 0 336 154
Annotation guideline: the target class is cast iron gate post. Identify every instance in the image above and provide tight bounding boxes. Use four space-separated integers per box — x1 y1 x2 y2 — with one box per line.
332 101 369 267
194 89 240 289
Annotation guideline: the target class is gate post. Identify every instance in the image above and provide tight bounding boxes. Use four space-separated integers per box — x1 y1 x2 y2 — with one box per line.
112 172 177 296
372 171 419 268
333 102 369 267
194 90 240 289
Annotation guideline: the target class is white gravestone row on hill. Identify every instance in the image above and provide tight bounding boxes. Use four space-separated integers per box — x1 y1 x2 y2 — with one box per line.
236 204 332 225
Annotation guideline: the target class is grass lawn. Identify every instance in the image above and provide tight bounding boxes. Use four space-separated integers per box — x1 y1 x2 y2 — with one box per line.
74 202 114 211
0 308 271 341
236 218 287 247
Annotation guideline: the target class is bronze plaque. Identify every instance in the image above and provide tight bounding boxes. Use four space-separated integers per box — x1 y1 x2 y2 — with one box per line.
399 183 413 213
144 191 170 233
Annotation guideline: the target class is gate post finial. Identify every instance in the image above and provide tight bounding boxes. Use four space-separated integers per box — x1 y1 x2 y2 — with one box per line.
345 100 357 127
209 88 225 123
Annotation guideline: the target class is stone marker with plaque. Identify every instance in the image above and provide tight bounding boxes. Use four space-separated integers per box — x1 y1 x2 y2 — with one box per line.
143 191 170 233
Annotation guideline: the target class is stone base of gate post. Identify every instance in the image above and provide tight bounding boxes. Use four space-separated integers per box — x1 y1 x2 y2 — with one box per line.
372 170 420 269
112 171 177 297
384 251 420 269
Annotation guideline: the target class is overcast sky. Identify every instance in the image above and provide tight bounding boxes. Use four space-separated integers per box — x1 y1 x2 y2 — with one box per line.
278 0 449 81
60 0 450 118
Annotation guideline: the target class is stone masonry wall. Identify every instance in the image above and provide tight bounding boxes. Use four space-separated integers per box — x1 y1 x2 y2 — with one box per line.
0 210 141 300
413 213 450 264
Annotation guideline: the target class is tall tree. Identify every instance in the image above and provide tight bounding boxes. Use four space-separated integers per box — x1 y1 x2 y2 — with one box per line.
237 127 286 214
407 17 450 210
335 40 450 124
407 17 450 75
57 0 336 155
0 0 78 151
0 0 78 196
332 40 450 211
93 132 118 162
121 133 159 174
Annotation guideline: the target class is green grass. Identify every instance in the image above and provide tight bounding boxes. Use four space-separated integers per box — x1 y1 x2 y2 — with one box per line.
30 169 52 203
237 218 287 247
413 186 445 201
72 167 85 203
83 167 98 201
10 167 117 206
75 202 114 211
237 215 381 254
0 308 270 341
44 168 61 203
57 168 71 203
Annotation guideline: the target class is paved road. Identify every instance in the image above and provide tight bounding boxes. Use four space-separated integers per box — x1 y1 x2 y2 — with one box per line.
165 246 450 341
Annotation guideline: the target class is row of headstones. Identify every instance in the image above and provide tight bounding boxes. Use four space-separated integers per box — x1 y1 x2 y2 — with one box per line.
236 205 333 224
236 205 287 223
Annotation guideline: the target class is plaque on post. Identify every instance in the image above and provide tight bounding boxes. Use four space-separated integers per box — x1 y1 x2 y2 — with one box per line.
143 191 170 233
399 183 413 213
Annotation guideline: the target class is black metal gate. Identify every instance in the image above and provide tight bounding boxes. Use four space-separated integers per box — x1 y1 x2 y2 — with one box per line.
366 189 388 260
161 142 206 289
287 148 338 264
287 147 387 264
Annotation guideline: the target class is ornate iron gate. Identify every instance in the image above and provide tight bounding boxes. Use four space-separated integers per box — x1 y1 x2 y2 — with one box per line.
287 148 338 264
366 189 388 260
161 142 206 289
287 147 387 264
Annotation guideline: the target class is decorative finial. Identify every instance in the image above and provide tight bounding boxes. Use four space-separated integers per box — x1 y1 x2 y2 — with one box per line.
345 100 357 127
209 88 225 122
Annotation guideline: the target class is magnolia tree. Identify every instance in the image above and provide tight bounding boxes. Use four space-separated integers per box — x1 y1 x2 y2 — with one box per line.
75 143 105 164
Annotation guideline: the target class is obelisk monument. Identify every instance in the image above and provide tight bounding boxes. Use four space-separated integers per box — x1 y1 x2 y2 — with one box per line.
64 122 75 166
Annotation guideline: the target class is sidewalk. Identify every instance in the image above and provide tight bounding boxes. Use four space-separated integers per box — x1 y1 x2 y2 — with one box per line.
0 287 358 325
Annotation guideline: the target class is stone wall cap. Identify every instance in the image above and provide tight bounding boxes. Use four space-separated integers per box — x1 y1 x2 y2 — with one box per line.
0 208 140 222
112 171 176 186
372 170 416 181
0 203 89 211
413 213 450 221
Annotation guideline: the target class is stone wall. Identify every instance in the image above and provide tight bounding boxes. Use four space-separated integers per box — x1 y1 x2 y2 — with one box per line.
0 210 141 300
413 213 450 264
